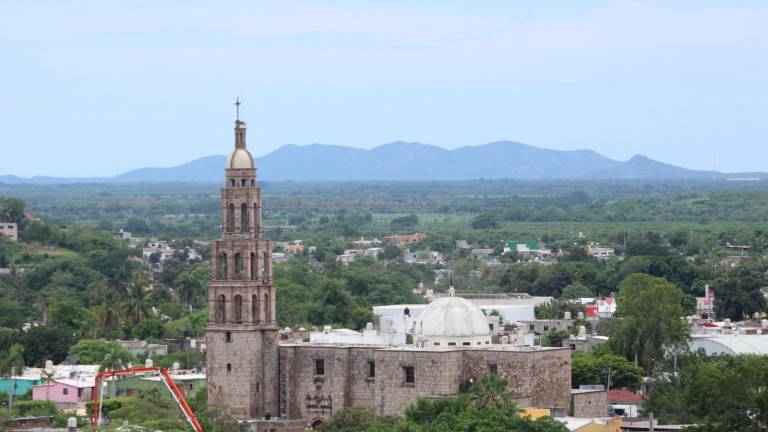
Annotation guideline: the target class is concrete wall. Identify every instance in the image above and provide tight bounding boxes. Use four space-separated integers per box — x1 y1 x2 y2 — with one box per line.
571 390 608 417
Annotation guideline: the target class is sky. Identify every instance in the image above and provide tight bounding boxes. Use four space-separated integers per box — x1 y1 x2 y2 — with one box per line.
1 0 767 177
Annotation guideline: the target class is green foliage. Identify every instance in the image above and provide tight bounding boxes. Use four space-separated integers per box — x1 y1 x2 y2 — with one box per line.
68 339 133 368
535 300 584 320
646 353 768 431
471 213 499 229
19 326 75 366
715 263 767 320
559 282 593 300
0 298 26 329
0 197 26 224
0 343 25 376
571 344 643 390
134 318 165 340
609 274 689 374
391 214 420 230
13 400 57 416
48 300 93 335
541 329 571 347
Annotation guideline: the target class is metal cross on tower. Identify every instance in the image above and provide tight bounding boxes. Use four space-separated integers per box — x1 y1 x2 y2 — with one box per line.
235 97 241 120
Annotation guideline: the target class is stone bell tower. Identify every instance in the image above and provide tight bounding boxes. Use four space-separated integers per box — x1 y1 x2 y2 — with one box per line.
207 99 279 419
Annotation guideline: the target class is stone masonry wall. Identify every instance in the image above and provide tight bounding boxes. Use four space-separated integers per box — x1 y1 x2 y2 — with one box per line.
571 390 608 418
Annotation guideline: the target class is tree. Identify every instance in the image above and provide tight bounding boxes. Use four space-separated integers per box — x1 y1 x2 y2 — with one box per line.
20 326 75 366
48 300 93 335
541 329 571 347
0 197 26 224
716 265 767 321
571 345 643 390
646 353 768 430
0 298 26 329
68 339 133 368
125 217 151 235
123 270 151 325
134 318 165 340
0 343 25 377
560 282 594 300
471 213 499 229
466 374 514 408
390 214 419 230
609 274 689 374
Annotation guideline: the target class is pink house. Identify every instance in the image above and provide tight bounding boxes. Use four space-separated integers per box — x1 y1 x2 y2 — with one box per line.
32 378 94 410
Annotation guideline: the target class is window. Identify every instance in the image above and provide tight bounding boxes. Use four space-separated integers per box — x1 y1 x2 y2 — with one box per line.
264 293 271 323
488 324 494 331
234 254 243 280
226 363 232 373
476 341 482 345
78 388 83 397
63 388 69 395
368 361 376 379
315 359 325 376
250 253 257 280
448 342 456 346
462 342 471 346
529 324 534 331
403 366 415 385
226 331 232 343
252 294 259 323
404 307 410 316
570 344 576 351
256 382 260 392
227 203 235 232
488 363 498 374
240 203 248 232
234 295 243 323
250 179 255 186
543 325 549 331
217 252 228 280
240 179 247 187
215 295 226 323
433 342 441 346
229 179 235 187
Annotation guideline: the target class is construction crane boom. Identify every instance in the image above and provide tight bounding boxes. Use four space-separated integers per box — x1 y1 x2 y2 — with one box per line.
91 367 203 432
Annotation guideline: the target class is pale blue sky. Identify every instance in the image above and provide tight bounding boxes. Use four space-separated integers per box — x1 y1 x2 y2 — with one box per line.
1 1 766 177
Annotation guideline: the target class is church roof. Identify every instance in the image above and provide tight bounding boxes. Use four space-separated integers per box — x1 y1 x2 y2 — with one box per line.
417 296 490 338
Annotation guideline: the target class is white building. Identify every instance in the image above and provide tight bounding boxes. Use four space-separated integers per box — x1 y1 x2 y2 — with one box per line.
690 334 768 356
309 324 405 346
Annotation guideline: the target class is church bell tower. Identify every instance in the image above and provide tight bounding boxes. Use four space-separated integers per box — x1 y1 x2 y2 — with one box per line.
206 99 279 419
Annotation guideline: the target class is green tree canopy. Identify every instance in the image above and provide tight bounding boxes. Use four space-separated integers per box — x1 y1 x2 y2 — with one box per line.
609 274 689 374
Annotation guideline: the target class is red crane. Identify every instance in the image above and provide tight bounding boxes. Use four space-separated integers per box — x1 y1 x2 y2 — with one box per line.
91 367 203 432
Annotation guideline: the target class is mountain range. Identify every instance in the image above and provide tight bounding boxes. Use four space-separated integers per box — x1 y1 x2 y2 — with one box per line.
1 141 762 184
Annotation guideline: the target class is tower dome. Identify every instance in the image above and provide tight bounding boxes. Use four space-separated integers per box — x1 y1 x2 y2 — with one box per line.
227 148 254 169
226 119 255 169
416 296 491 348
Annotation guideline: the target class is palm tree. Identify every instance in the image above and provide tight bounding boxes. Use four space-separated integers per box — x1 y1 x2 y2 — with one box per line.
174 271 202 311
123 270 151 325
467 374 514 408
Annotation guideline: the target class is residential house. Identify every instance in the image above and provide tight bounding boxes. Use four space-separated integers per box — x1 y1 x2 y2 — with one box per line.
0 222 18 242
32 378 95 411
608 389 645 417
587 244 616 259
383 233 425 246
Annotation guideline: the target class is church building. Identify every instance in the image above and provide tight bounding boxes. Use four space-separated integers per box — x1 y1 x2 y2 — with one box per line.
206 104 572 430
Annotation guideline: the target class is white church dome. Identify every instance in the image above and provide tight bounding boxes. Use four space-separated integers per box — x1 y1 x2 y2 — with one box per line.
227 148 254 169
417 296 490 339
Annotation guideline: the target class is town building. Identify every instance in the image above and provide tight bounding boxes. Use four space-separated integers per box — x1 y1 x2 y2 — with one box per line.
205 107 573 428
0 222 18 241
383 233 426 246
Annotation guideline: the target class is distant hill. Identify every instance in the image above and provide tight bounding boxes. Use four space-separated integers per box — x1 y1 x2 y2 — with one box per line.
3 141 763 183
